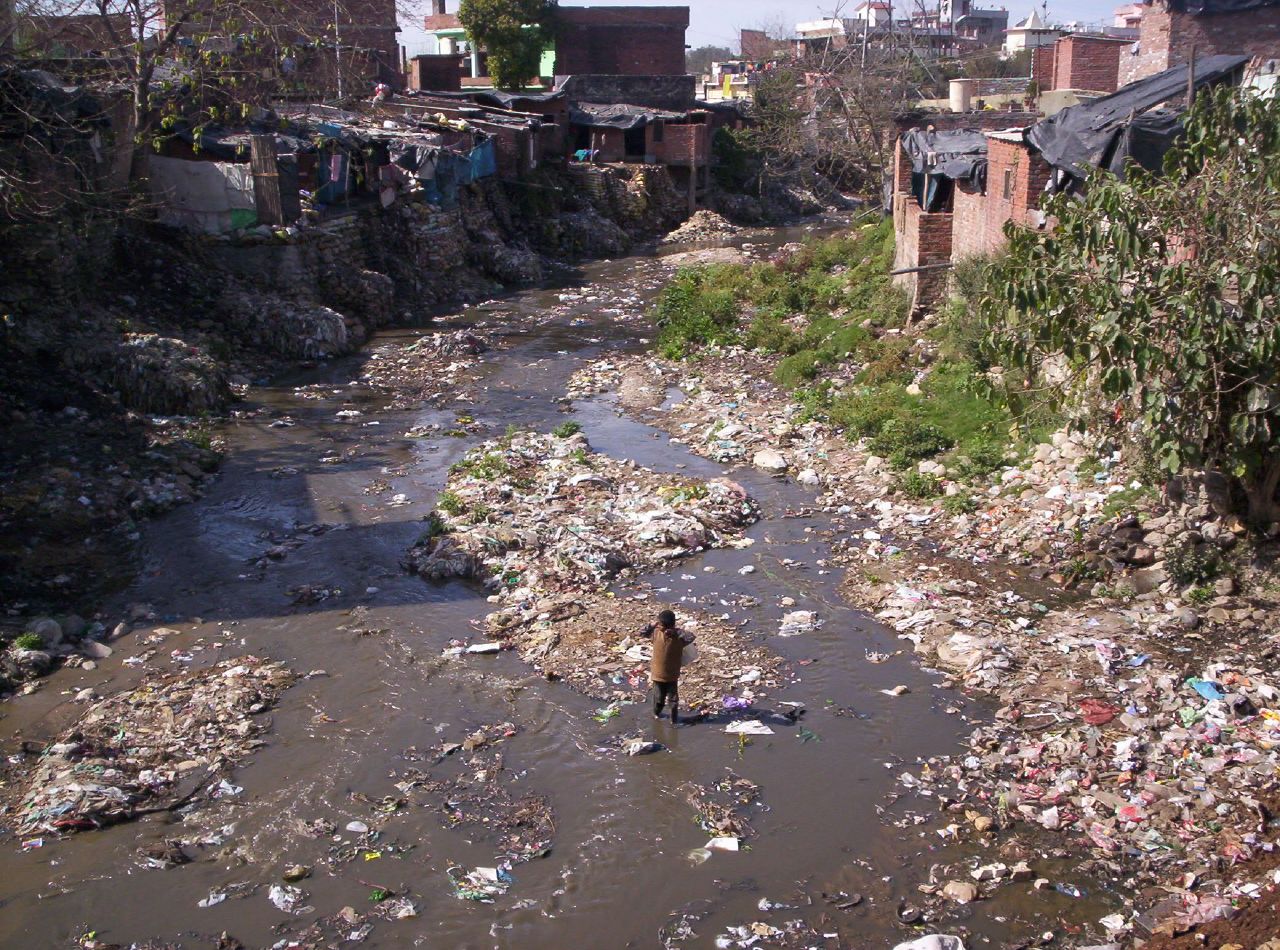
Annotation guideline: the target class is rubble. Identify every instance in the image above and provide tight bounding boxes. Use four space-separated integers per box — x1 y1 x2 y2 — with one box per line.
659 209 742 245
12 657 295 836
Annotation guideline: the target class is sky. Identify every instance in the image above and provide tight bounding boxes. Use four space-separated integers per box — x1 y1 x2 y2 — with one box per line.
397 1 1125 57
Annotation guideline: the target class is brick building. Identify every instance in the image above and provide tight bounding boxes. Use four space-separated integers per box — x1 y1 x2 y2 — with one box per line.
554 6 689 75
1034 33 1130 93
950 131 1053 260
1118 0 1280 85
890 110 1040 308
15 13 134 55
408 53 464 91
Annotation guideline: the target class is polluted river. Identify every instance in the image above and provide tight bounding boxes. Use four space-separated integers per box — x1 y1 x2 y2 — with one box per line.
0 228 1121 948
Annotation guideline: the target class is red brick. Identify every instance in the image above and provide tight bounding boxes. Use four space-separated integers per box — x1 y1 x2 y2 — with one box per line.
1119 2 1280 86
1051 34 1128 93
554 6 688 76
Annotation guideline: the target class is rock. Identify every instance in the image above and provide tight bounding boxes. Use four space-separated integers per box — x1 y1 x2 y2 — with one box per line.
796 469 821 487
57 615 87 640
864 456 886 474
25 618 64 649
12 649 52 677
1129 569 1164 595
80 640 113 659
752 449 788 474
1120 545 1157 566
1176 608 1200 629
1204 607 1230 624
1009 861 1034 882
942 880 980 903
1213 577 1235 596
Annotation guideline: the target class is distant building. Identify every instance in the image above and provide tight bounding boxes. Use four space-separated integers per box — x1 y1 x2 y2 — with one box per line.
941 0 1010 45
852 1 893 29
15 13 134 56
1113 2 1147 30
739 28 788 61
1004 9 1063 53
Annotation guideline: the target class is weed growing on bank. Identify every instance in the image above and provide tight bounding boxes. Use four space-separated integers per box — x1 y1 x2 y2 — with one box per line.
652 221 1053 488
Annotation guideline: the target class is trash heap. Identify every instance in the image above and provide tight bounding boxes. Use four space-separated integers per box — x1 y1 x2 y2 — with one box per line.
659 209 742 245
13 657 295 837
360 329 495 411
486 592 787 709
683 771 764 863
887 587 1280 930
403 430 760 596
566 352 860 482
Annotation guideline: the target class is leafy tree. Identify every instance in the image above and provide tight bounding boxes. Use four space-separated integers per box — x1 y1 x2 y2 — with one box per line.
979 88 1280 524
458 0 556 90
686 44 731 76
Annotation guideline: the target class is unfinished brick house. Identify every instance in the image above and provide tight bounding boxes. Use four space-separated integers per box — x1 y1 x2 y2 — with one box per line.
1119 0 1280 85
891 53 1250 311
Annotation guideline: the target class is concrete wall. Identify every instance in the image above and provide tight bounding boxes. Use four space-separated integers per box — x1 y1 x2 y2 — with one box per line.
554 6 689 76
555 74 696 110
1119 2 1280 85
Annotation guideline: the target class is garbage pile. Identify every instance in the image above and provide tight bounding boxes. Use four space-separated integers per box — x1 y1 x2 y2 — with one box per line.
487 592 787 709
683 771 763 863
94 333 231 416
13 657 295 837
361 329 495 411
659 210 742 245
403 430 760 597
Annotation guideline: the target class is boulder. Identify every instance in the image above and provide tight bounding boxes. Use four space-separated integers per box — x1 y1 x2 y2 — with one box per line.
752 449 788 474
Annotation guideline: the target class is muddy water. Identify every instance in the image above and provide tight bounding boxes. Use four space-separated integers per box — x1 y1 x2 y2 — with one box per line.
0 231 1117 947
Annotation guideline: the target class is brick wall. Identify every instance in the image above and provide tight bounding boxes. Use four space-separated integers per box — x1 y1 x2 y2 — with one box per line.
648 121 709 165
950 181 988 259
951 134 1053 261
1034 45 1057 88
1052 34 1127 92
893 197 954 309
554 6 689 76
409 54 464 91
1119 3 1280 85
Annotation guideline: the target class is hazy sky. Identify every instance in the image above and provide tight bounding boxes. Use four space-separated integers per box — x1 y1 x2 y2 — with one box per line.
398 1 1125 56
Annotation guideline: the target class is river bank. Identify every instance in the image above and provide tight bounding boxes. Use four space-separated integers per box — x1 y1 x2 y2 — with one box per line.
565 243 1280 944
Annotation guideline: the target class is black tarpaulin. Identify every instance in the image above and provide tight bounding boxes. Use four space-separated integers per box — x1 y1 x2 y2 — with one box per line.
900 128 989 177
1166 0 1280 13
568 102 684 130
1026 53 1248 180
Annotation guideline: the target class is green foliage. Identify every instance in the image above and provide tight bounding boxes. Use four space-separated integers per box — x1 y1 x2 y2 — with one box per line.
654 265 745 358
942 491 978 515
896 470 942 499
450 451 512 481
978 88 1280 524
1100 485 1156 520
468 502 493 524
14 632 44 651
552 420 582 438
712 127 756 191
870 418 953 470
1185 585 1215 605
687 45 733 76
458 0 557 89
419 512 451 542
436 490 466 516
1165 540 1221 586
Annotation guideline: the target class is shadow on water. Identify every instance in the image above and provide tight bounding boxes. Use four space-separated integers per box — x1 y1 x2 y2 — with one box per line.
0 220 1120 948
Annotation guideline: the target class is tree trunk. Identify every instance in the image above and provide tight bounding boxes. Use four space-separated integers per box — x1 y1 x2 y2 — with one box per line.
1244 455 1280 527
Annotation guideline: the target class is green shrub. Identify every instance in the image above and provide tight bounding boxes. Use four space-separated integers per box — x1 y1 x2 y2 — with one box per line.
436 490 466 515
1185 585 1215 605
14 632 43 651
743 311 802 353
552 420 582 438
942 491 978 515
1165 540 1221 586
654 265 745 357
451 451 511 481
419 512 450 542
1100 485 1156 520
897 470 942 499
870 418 953 470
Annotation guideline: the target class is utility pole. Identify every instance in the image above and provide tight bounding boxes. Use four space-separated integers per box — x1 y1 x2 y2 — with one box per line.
334 0 344 100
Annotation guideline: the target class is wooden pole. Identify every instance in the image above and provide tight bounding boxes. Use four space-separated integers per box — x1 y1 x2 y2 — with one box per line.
249 135 285 226
1186 43 1197 106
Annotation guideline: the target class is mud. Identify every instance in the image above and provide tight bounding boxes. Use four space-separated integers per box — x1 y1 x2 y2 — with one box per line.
0 226 1126 948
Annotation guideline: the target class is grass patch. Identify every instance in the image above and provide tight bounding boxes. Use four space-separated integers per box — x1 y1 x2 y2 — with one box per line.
552 420 582 438
436 490 466 516
896 470 942 499
14 632 44 651
450 451 512 481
